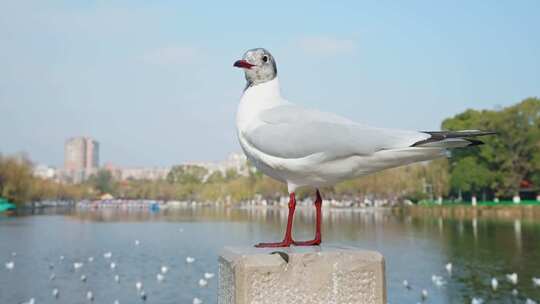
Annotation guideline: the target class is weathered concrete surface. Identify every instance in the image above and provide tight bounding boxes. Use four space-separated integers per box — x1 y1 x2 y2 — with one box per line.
218 246 386 304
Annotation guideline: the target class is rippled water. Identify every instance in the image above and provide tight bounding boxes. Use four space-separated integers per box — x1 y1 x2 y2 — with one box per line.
1 206 540 303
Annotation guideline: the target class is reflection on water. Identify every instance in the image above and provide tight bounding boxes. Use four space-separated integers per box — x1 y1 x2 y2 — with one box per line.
1 206 540 303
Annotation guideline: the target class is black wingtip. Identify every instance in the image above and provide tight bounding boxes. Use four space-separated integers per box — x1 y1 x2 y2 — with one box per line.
467 139 484 146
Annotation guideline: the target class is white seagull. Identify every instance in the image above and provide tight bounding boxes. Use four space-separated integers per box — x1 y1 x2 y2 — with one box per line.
233 48 496 247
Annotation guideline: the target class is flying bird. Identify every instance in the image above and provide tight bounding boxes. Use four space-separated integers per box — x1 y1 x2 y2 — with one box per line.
233 48 496 247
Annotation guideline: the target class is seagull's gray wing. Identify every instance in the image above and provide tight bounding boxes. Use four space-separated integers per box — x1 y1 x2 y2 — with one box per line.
244 105 429 159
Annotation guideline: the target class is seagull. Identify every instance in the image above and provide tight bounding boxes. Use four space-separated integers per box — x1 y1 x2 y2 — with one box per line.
161 265 168 274
52 288 59 298
526 299 538 304
491 277 498 291
186 256 195 264
198 278 208 287
140 290 147 301
5 261 14 270
73 262 84 270
110 262 116 270
114 274 120 283
87 257 94 263
233 48 496 247
511 288 519 296
533 277 540 287
21 298 35 304
103 252 112 259
203 272 215 279
136 281 143 291
471 297 483 304
431 274 446 287
445 263 452 275
421 289 428 301
506 273 518 285
402 280 411 290
80 274 87 282
156 273 165 282
86 291 94 301
193 298 203 304
135 240 140 246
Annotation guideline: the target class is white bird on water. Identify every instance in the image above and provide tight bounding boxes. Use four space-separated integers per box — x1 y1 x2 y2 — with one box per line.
491 277 498 291
110 262 116 270
198 278 208 287
431 274 445 287
532 277 540 287
52 288 59 298
114 274 120 283
86 291 94 301
136 281 143 291
5 261 14 270
471 297 483 304
445 263 452 275
22 298 35 304
506 273 518 285
526 299 538 304
421 289 428 300
193 297 203 304
80 274 87 282
156 273 165 282
161 265 168 274
186 256 195 264
103 252 112 259
233 48 496 247
402 280 411 290
204 272 215 279
73 262 84 270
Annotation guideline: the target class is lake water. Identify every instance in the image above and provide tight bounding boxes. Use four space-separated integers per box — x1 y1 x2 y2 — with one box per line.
1 206 540 304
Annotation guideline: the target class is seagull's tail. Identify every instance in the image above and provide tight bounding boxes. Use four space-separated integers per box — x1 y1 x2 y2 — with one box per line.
411 130 497 148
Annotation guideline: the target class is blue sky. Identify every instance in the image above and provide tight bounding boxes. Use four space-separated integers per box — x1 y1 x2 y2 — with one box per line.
1 0 539 167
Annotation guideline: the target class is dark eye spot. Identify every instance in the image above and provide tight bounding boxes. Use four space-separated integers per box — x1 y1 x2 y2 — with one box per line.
262 55 268 63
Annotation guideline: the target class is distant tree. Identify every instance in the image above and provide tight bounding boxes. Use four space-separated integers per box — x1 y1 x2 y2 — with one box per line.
442 97 540 197
166 165 208 184
88 169 117 195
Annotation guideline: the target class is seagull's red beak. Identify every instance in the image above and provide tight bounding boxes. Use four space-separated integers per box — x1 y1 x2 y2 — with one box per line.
233 60 255 69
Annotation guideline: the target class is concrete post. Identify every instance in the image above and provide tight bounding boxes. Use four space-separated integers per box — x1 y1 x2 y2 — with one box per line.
218 246 386 304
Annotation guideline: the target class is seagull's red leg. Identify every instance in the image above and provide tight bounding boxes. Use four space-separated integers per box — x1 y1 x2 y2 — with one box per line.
293 189 322 246
255 193 296 248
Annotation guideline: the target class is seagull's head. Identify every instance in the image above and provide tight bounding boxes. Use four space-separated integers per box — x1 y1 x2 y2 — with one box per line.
233 48 277 87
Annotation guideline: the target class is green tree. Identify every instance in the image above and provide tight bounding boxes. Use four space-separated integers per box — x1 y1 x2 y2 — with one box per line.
442 97 540 197
166 165 208 184
88 169 117 195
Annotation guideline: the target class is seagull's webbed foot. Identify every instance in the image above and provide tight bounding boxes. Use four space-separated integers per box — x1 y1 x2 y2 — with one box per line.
255 240 293 248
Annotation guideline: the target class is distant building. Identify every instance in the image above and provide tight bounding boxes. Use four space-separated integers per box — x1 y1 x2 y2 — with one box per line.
33 164 56 179
120 167 171 180
63 137 99 182
186 152 250 177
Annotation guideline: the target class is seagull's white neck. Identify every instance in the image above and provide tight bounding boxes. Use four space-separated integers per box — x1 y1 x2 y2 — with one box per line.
236 77 286 131
243 76 282 100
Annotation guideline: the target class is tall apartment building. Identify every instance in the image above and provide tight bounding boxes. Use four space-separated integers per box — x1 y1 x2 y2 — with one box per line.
64 137 99 182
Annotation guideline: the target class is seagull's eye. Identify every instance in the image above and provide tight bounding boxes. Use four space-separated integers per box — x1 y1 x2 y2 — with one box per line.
262 55 268 63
